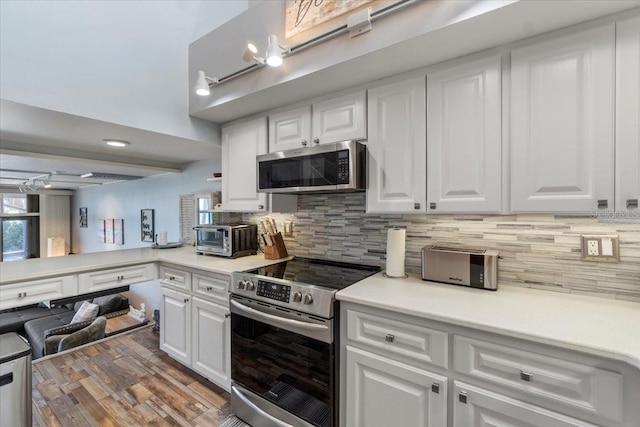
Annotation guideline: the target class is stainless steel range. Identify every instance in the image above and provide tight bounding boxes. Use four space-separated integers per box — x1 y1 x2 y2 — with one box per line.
230 257 380 427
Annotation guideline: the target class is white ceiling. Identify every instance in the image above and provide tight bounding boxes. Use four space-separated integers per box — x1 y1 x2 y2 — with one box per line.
0 99 218 190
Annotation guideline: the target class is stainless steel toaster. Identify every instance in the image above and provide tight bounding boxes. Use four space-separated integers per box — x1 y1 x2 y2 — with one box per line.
421 246 499 290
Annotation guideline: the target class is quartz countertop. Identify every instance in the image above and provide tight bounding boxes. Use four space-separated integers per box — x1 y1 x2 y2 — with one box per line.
336 273 640 370
0 246 290 285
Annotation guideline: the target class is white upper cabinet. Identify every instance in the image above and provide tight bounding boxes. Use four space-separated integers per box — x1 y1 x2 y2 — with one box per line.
312 91 366 145
268 91 367 152
427 54 502 214
221 117 268 212
367 76 427 213
510 24 615 213
268 105 312 152
616 16 640 214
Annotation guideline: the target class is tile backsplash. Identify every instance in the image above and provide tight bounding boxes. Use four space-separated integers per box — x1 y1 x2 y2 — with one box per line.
245 193 640 302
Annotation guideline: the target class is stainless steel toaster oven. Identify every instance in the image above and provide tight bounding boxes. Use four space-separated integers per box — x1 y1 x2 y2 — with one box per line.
194 224 258 258
421 246 499 290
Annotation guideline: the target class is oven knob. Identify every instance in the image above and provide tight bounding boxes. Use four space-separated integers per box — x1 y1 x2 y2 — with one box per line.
246 281 255 291
302 294 313 305
237 280 246 290
293 291 303 302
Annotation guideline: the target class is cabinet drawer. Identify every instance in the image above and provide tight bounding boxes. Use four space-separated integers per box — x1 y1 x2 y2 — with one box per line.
192 272 229 305
347 309 448 369
0 276 78 310
453 381 598 427
453 335 623 422
79 264 157 294
159 265 192 291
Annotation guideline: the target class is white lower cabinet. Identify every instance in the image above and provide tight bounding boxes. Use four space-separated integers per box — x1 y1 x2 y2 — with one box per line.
160 265 231 391
160 286 191 366
452 382 598 427
341 302 636 427
346 345 447 427
191 296 230 390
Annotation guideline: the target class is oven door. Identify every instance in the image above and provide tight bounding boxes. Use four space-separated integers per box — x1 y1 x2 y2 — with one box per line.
230 296 334 427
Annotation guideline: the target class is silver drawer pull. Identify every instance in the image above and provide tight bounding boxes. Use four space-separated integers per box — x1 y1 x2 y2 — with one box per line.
385 334 395 342
169 276 176 281
627 199 639 209
520 370 533 382
431 383 440 394
458 391 467 404
597 199 608 209
206 286 213 291
183 298 189 303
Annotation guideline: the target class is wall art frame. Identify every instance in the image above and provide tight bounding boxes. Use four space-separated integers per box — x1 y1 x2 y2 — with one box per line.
141 209 155 242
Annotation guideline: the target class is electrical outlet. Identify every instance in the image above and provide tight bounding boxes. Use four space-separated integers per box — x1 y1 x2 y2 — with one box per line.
581 235 620 262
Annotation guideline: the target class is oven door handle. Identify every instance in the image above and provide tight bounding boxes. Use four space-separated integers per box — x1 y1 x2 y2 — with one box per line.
230 300 329 333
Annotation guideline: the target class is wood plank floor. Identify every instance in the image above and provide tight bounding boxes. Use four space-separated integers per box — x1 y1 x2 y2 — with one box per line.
31 327 231 426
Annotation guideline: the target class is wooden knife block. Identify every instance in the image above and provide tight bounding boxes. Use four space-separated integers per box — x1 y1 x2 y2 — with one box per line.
264 232 289 259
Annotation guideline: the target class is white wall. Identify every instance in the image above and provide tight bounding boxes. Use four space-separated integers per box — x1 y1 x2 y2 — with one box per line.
0 0 248 140
71 158 220 254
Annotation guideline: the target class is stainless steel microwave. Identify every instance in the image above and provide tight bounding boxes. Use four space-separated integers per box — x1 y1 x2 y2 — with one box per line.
256 140 366 193
194 225 258 258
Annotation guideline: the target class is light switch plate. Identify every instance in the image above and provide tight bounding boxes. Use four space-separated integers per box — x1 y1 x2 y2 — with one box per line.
581 235 620 262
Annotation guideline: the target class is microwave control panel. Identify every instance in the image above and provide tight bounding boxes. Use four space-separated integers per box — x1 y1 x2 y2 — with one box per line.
337 150 349 184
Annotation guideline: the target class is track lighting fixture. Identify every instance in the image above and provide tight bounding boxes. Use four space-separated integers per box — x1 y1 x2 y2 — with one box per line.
195 70 219 96
17 172 56 192
242 43 265 65
266 34 287 67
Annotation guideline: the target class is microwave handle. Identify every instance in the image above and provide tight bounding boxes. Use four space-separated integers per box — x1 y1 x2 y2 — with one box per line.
230 300 328 333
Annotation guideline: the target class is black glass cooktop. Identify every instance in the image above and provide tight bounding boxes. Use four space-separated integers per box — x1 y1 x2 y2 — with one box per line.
246 257 380 290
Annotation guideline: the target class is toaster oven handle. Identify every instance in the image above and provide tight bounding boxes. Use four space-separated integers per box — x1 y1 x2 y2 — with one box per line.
230 299 329 332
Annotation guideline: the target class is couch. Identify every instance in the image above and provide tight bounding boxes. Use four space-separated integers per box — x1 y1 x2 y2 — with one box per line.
23 294 129 359
44 316 108 356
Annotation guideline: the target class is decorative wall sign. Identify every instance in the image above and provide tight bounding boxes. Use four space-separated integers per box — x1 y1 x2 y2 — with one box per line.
286 0 374 38
105 219 114 244
114 219 124 245
98 219 106 243
141 209 155 242
79 207 88 228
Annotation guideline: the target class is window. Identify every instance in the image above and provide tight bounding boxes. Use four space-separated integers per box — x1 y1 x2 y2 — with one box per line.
1 194 39 262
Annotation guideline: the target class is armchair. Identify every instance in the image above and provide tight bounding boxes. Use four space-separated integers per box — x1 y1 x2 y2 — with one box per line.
43 316 107 356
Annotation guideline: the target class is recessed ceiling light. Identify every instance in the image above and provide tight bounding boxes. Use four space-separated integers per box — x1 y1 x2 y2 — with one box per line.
104 139 130 147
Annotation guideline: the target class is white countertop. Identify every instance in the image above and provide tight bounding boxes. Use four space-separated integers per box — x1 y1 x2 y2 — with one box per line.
0 246 289 284
337 273 640 370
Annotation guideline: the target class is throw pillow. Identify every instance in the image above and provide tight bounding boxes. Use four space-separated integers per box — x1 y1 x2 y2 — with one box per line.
70 301 99 324
92 294 125 315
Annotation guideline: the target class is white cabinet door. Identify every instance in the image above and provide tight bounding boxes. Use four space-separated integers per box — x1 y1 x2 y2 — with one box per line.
346 345 447 427
221 117 268 212
268 105 312 152
453 382 598 427
0 275 77 310
427 55 502 214
511 24 615 213
312 91 366 144
367 76 427 213
78 263 157 294
160 286 191 366
616 16 640 214
191 297 230 391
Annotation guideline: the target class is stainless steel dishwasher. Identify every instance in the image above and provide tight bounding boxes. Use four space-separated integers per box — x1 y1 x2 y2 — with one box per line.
0 332 32 426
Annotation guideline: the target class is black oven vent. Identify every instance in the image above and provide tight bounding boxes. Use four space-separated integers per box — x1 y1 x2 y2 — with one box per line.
265 382 330 427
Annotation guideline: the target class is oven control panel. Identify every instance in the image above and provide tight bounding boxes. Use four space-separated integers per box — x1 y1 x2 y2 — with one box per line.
256 281 290 302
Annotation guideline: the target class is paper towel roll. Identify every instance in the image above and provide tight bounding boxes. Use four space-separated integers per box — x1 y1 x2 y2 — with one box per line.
386 228 406 277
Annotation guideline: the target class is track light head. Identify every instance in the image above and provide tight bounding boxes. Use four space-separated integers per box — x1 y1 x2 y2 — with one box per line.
195 70 211 96
266 35 284 67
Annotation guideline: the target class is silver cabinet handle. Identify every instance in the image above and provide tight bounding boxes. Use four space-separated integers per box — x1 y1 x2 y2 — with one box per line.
414 203 421 210
431 383 440 394
598 199 608 209
627 199 639 209
169 276 176 281
385 334 395 342
225 313 231 318
430 202 436 210
313 137 320 144
458 391 468 404
520 370 533 382
183 298 189 303
206 286 213 291
301 139 308 146
258 204 264 210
